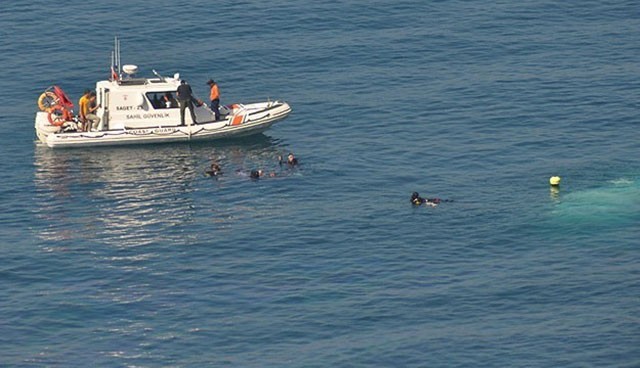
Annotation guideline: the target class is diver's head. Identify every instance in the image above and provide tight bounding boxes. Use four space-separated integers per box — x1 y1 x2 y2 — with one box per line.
250 170 260 179
411 192 420 200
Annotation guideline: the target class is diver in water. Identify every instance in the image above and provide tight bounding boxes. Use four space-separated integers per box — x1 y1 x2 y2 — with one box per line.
205 162 222 177
250 169 262 179
279 153 299 167
250 169 277 179
411 192 452 207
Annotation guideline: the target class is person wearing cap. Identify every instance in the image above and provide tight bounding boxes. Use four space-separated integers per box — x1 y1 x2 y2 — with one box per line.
176 80 198 125
207 79 220 120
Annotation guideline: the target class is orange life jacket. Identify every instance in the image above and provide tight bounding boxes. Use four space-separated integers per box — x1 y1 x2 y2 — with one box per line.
209 84 219 100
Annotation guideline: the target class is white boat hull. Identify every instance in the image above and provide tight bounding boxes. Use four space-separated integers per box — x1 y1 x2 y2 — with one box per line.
35 101 291 148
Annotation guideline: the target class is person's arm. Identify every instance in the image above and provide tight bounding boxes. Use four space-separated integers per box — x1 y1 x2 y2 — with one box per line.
79 99 87 121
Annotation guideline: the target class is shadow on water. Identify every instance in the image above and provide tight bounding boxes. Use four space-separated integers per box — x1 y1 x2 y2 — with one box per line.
32 134 293 247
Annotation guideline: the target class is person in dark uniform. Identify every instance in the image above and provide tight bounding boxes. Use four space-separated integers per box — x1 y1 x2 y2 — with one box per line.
176 80 197 125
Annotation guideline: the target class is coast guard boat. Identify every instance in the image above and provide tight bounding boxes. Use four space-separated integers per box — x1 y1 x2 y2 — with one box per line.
35 38 291 148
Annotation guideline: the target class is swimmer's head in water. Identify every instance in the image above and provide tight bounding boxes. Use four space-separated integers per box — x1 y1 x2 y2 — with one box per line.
287 153 299 166
411 192 424 205
250 170 260 179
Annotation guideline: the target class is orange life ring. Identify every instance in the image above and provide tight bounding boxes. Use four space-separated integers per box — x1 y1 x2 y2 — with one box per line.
48 106 72 126
37 91 59 112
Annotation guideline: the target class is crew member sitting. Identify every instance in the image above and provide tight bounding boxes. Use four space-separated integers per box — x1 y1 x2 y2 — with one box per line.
79 90 101 131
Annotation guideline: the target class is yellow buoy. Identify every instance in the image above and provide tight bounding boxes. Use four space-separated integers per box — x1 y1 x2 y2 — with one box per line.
549 176 561 186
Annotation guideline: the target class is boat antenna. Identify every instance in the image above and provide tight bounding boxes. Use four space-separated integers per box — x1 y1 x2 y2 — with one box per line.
110 36 121 81
111 50 115 80
152 69 166 82
116 36 121 77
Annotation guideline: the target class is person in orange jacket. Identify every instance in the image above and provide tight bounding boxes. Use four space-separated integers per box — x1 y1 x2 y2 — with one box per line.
206 79 220 120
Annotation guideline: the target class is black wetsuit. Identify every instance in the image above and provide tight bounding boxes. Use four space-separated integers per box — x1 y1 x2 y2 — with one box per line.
412 197 440 205
411 193 451 206
280 157 299 167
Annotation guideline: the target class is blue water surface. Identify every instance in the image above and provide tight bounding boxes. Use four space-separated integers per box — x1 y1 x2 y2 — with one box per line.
0 0 639 367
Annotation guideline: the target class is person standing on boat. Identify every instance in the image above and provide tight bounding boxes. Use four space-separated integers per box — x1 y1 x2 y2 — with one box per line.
206 79 220 121
79 90 101 131
176 80 198 125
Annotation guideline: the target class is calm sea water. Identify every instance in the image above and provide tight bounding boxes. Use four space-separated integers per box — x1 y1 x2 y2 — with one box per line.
0 0 638 367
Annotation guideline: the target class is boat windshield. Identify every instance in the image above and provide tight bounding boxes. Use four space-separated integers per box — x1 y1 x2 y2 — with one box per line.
146 92 178 109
